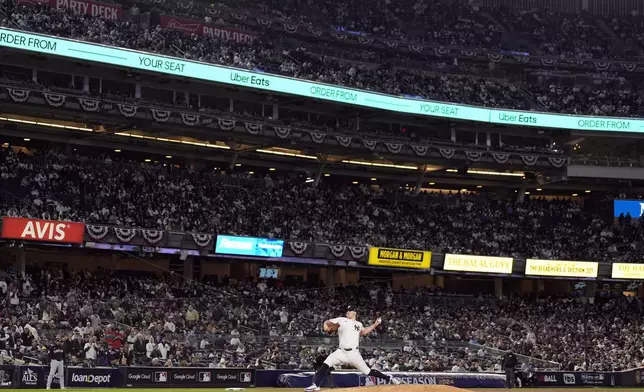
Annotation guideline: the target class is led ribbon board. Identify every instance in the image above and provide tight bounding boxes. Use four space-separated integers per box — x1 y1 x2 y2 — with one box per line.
368 247 431 269
525 259 599 278
215 235 284 258
443 254 514 274
611 263 644 280
0 28 642 133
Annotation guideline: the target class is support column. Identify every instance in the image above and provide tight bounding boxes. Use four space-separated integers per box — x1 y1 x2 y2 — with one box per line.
414 165 426 194
450 127 456 142
494 277 503 298
517 179 528 203
229 99 234 113
83 76 90 93
183 256 194 282
16 249 26 275
272 104 278 119
228 152 239 171
486 132 491 147
314 156 327 187
135 83 141 99
325 268 335 288
32 69 37 83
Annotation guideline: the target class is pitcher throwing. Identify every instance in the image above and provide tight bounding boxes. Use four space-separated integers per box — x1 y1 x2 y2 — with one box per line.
305 307 400 391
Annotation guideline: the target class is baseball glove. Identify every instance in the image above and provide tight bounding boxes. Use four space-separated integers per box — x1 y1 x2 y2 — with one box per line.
323 320 340 333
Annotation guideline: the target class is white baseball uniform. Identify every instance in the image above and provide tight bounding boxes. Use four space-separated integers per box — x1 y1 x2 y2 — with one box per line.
323 317 370 374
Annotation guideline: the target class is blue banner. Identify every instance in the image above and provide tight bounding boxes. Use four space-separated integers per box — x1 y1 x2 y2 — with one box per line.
215 235 284 257
613 200 644 218
277 371 506 388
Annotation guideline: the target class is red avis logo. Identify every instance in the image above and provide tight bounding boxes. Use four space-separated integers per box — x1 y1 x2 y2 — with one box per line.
1 217 85 244
22 221 68 241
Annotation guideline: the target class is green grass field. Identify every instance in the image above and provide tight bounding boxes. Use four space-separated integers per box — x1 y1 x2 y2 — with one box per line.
2 388 644 392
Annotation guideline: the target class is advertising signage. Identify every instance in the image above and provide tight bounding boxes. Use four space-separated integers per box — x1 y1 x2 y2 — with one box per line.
525 259 599 278
215 235 284 258
613 200 644 218
368 247 431 269
534 371 613 387
612 263 644 280
443 254 513 274
124 367 255 388
1 27 643 133
1 217 85 244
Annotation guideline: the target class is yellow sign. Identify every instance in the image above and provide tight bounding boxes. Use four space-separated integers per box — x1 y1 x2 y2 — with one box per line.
368 247 431 269
612 263 644 280
525 259 598 278
443 254 513 274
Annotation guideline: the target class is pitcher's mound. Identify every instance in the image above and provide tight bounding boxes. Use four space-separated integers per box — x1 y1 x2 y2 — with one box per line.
327 385 472 392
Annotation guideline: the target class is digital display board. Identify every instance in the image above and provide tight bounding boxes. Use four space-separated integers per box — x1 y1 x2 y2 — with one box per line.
215 235 284 258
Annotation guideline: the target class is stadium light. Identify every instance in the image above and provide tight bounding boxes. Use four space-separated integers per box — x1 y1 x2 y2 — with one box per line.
341 160 417 170
446 168 523 177
0 116 93 132
256 149 316 159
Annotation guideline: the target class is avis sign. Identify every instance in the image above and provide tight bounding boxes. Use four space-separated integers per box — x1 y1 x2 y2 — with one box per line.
1 217 85 244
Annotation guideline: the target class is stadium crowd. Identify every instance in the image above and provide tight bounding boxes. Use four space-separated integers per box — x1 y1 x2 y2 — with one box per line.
2 1 644 116
2 0 644 377
0 265 642 372
0 148 641 263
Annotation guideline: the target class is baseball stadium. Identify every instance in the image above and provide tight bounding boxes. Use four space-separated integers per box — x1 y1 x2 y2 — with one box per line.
2 0 644 390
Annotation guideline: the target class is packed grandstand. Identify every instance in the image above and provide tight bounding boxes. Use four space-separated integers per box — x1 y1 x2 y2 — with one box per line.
0 0 643 116
2 0 644 383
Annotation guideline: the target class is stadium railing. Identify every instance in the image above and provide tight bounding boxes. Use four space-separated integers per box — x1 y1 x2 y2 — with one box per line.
467 342 561 370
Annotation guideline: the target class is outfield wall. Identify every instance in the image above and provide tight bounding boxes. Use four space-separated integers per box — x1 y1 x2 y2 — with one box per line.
1 365 643 388
277 371 506 388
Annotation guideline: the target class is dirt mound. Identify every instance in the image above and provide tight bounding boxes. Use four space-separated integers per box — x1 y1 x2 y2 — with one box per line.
327 385 472 392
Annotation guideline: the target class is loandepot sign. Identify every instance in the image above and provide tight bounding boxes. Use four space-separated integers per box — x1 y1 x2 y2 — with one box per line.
0 27 641 133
